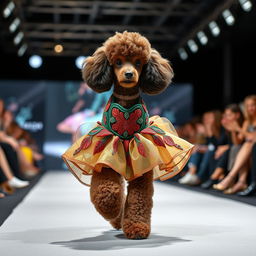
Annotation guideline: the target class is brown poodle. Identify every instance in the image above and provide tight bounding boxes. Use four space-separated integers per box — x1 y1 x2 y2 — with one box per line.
82 31 173 239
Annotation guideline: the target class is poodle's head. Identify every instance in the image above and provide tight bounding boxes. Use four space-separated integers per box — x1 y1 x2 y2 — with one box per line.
82 31 174 95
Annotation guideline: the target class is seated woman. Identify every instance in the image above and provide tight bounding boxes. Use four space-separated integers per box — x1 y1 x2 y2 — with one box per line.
6 122 42 177
238 142 256 196
179 110 225 185
213 95 256 194
202 104 244 190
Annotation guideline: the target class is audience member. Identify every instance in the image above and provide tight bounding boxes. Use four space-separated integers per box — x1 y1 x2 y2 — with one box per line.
213 95 256 194
201 104 244 190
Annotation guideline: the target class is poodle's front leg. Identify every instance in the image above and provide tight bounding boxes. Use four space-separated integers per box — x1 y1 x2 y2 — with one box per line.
122 170 154 239
90 168 124 228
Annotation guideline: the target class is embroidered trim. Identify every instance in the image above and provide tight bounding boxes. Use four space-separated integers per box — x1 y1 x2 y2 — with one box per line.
102 96 149 140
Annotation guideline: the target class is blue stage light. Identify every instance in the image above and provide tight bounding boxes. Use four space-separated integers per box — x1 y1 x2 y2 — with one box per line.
29 55 43 69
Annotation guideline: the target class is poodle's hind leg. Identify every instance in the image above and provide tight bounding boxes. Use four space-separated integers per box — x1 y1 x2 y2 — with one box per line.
90 168 124 229
122 170 154 239
109 194 126 230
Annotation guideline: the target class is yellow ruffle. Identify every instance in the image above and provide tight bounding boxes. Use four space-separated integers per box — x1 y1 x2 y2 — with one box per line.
62 115 194 186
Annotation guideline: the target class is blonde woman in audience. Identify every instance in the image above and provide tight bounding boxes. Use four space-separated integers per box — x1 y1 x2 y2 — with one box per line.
213 95 256 193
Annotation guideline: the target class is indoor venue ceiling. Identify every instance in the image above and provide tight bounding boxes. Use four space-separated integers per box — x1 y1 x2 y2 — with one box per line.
0 0 245 57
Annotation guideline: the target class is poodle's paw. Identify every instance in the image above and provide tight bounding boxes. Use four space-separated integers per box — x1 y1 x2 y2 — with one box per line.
109 215 122 230
110 196 125 230
122 221 150 239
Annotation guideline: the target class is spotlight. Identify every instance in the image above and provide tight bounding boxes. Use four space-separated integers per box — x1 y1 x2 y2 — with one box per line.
75 56 86 69
239 0 252 12
3 1 15 18
9 17 20 33
209 21 220 37
187 40 198 53
178 48 188 60
18 44 27 57
197 31 208 45
29 55 42 69
222 9 235 25
54 44 63 53
13 31 24 45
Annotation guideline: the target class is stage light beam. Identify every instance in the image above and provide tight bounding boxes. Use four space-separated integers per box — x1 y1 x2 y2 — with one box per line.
187 40 198 53
75 56 86 69
222 10 235 25
209 21 220 37
54 44 63 53
239 0 252 12
9 17 21 33
178 48 188 60
18 44 27 57
13 31 24 45
29 55 43 69
197 31 208 45
3 1 15 18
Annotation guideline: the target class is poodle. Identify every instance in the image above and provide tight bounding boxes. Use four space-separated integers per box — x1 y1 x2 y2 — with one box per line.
62 31 193 239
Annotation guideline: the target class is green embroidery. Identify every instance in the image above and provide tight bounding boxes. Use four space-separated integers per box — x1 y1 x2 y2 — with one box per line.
137 118 143 124
150 125 165 135
110 117 116 123
88 126 103 136
124 112 129 120
123 131 128 138
102 95 149 140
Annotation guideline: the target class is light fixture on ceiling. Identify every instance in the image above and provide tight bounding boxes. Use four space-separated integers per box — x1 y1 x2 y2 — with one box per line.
187 39 198 53
3 1 15 18
9 17 20 33
18 44 27 57
209 21 220 37
29 55 43 68
178 48 188 60
13 31 24 45
239 0 252 12
197 31 208 45
222 9 235 25
75 56 86 69
54 44 63 53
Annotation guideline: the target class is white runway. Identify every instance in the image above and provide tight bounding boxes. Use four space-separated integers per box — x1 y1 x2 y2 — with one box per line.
1 171 256 256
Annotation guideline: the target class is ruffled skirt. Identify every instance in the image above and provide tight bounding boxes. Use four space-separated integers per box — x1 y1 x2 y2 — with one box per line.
62 115 194 186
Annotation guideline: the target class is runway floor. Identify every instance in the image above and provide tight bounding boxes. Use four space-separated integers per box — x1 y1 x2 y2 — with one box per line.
0 170 256 256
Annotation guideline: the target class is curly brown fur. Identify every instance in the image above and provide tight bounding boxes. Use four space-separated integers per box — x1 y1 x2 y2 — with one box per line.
82 31 173 97
104 31 151 65
82 47 113 93
83 32 172 239
109 195 126 230
90 168 124 221
122 170 154 239
139 49 174 95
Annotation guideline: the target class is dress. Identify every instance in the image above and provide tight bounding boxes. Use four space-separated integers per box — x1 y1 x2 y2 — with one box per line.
62 95 194 186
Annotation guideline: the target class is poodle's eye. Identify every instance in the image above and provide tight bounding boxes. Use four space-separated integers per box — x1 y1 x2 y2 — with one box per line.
115 59 122 67
135 59 141 68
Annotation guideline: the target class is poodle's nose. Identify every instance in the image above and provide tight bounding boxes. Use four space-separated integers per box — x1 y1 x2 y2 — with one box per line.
125 71 133 79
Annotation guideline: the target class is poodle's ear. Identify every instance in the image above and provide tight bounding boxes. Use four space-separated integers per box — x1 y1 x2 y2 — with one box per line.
82 46 113 93
140 49 174 95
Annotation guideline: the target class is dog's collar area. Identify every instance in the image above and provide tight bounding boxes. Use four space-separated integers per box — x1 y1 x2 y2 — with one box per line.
113 92 140 101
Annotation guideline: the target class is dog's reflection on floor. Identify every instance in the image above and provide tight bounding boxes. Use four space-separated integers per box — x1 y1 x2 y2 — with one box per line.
51 229 191 251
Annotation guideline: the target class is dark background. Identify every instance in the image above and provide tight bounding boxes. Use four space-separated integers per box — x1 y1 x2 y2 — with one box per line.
0 5 255 116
